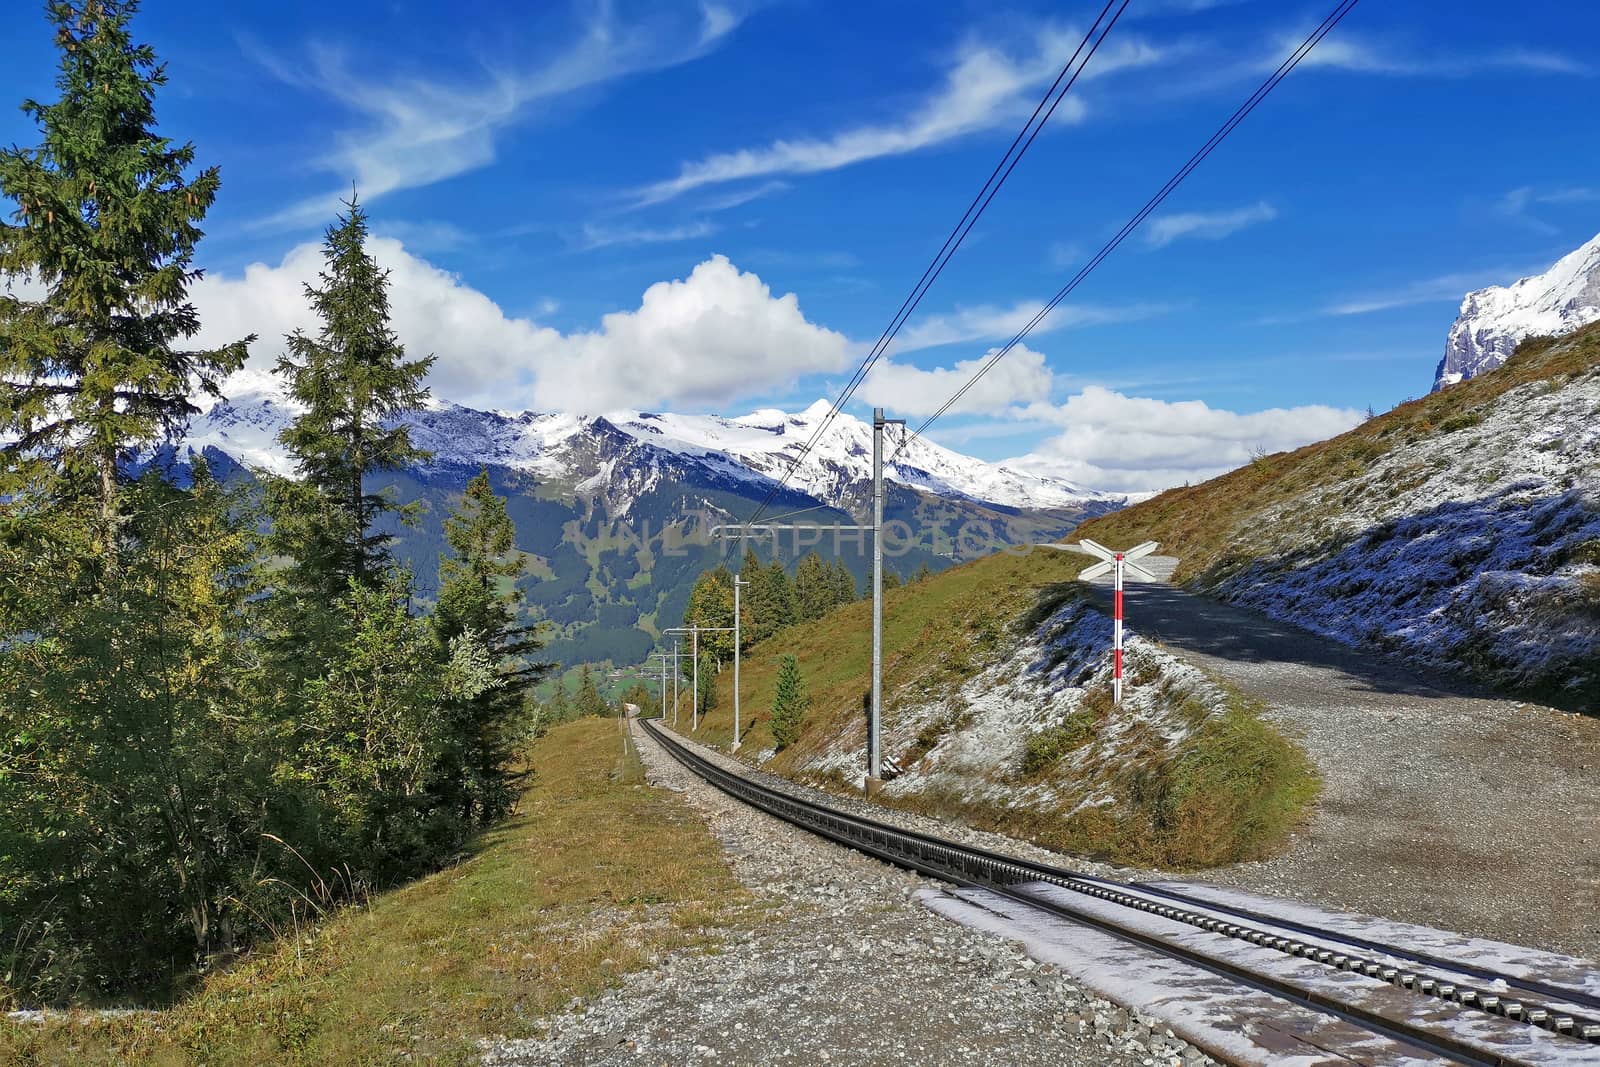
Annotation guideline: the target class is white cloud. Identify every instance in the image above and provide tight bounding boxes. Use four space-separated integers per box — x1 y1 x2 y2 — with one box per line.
857 344 1054 416
894 299 1170 352
698 181 790 212
1144 201 1276 248
190 245 849 414
632 24 1167 205
1003 387 1362 493
251 6 745 229
1495 184 1600 234
1289 34 1589 77
1323 268 1520 316
575 220 717 251
371 219 473 253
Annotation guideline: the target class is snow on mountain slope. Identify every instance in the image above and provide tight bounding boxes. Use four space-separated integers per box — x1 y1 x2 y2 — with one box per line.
1433 231 1600 391
181 373 1117 514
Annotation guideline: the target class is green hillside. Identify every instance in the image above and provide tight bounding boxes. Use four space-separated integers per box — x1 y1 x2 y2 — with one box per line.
674 548 1316 869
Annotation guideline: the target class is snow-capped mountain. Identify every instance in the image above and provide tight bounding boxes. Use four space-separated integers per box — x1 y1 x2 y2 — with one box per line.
1433 231 1600 391
185 369 1120 516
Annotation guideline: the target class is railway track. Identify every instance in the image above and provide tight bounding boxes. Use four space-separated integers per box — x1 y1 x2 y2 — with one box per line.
642 718 1600 1067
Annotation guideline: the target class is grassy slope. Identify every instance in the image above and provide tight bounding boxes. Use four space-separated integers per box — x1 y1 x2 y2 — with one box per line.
1 719 746 1066
1075 324 1600 585
675 548 1315 868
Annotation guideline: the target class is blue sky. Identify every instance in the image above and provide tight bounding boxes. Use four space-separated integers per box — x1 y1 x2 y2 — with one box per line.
3 0 1598 491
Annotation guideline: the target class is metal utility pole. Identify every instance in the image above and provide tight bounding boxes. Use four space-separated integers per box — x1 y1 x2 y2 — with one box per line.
869 407 904 788
1041 538 1159 705
733 574 746 752
665 623 735 732
648 649 682 720
672 640 680 723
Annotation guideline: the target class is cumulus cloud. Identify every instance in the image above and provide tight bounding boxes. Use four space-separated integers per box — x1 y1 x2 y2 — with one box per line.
1003 387 1363 493
189 245 848 413
857 344 1054 416
1144 201 1276 248
631 24 1167 205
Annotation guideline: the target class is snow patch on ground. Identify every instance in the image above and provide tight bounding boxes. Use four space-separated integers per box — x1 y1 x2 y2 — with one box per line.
792 597 1230 815
1207 364 1600 700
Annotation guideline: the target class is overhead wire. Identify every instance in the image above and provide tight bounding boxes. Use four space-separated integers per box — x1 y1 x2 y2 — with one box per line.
891 0 1362 462
739 0 1133 530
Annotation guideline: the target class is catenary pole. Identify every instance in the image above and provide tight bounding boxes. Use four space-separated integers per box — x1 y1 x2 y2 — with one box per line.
870 408 884 783
733 575 745 751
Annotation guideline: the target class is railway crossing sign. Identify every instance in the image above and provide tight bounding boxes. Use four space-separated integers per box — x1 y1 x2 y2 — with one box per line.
1042 538 1160 705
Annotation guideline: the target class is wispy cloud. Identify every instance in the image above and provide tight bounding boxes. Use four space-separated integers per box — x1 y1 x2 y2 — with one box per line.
1287 33 1589 77
1495 184 1600 234
630 23 1169 206
249 5 746 230
1323 269 1521 316
1144 201 1276 248
698 180 790 213
894 299 1171 352
575 220 717 251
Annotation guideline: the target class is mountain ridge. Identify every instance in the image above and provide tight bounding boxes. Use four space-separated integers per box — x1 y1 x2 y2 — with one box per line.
1434 231 1600 391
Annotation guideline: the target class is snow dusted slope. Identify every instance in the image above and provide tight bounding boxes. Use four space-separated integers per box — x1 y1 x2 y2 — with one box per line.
182 375 1116 514
1433 231 1600 390
1080 324 1600 707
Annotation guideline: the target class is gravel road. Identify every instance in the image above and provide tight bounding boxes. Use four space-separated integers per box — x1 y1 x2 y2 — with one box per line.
1093 569 1600 959
484 719 1219 1067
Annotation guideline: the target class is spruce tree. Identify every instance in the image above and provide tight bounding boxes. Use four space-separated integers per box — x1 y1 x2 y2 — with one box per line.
0 0 251 543
738 546 770 648
273 196 434 595
763 558 796 629
830 558 859 606
575 664 607 718
770 653 809 750
435 468 551 823
794 552 832 621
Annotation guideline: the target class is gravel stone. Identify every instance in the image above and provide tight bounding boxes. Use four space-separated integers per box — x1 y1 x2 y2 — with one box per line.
482 721 1221 1067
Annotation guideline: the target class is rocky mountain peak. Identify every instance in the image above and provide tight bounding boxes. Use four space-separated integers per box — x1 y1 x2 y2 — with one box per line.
1434 231 1600 391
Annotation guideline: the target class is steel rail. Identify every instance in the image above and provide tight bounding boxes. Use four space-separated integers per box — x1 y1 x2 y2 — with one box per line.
642 718 1599 1064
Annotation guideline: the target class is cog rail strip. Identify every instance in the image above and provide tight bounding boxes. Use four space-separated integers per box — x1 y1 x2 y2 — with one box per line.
642 718 1599 1067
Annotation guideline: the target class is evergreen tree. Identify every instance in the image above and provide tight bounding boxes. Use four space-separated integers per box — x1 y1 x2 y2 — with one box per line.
0 0 251 544
914 562 933 582
543 683 572 726
434 469 551 824
769 654 809 750
273 196 434 596
830 558 858 608
737 546 769 648
762 558 796 630
575 664 608 718
794 551 833 622
882 568 903 591
696 651 718 712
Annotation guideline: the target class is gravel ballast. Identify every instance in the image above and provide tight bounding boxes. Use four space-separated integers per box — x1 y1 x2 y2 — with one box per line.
483 719 1219 1067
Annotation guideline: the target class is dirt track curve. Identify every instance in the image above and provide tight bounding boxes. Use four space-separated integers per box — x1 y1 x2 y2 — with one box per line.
1086 562 1600 959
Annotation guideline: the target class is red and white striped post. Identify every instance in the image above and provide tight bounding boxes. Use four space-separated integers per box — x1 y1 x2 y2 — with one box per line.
1045 539 1159 705
1113 551 1125 705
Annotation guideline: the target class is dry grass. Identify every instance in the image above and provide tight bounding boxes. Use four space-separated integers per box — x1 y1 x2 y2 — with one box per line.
1075 322 1600 584
0 718 747 1066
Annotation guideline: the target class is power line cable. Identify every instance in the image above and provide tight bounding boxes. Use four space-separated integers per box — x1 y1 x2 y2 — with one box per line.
740 0 1132 529
892 0 1361 461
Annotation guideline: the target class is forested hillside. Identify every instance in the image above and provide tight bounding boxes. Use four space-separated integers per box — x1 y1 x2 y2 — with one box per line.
0 2 559 1007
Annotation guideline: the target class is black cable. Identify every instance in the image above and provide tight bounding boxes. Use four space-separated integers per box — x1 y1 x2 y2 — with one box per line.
741 0 1131 529
893 0 1361 460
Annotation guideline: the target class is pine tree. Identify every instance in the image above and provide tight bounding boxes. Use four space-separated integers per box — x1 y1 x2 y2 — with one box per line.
914 562 933 582
575 664 608 718
434 468 551 823
769 653 809 750
0 0 251 544
696 651 719 712
737 546 770 648
273 196 435 595
794 551 832 621
763 558 796 629
829 558 858 608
